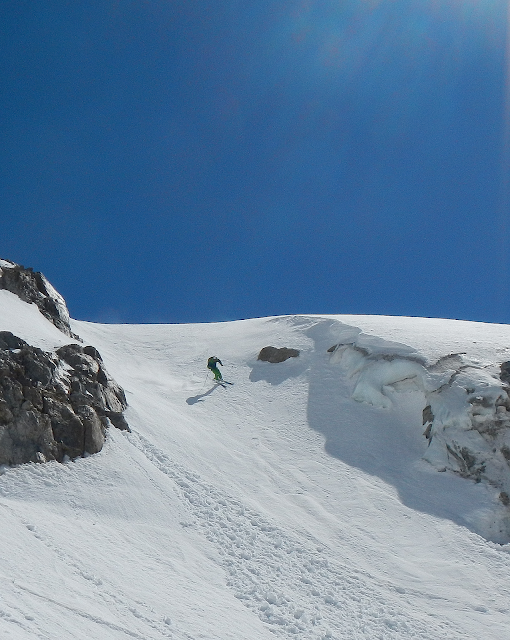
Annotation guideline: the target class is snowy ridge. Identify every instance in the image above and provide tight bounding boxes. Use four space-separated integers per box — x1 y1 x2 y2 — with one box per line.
37 272 71 328
0 260 76 338
0 259 17 269
0 290 69 350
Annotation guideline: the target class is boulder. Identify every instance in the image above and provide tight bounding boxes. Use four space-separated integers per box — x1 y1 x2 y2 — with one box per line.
501 361 510 385
257 346 300 363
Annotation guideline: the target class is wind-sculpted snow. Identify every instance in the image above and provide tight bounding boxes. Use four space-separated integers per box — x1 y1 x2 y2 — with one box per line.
327 326 510 542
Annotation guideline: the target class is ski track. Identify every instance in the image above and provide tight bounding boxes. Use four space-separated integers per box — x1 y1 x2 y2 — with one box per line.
126 430 471 640
0 469 180 640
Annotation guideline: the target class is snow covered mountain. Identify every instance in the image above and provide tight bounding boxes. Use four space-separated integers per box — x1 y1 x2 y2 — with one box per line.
1 263 510 639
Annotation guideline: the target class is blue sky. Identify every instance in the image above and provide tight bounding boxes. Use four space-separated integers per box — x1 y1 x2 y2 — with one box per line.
1 0 509 324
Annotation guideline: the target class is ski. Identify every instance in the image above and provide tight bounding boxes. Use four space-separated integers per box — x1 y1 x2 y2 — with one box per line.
214 380 233 387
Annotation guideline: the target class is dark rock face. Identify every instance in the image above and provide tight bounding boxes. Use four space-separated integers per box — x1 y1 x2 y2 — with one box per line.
501 362 510 385
0 261 79 339
0 333 129 465
0 332 28 350
0 259 130 465
258 346 300 363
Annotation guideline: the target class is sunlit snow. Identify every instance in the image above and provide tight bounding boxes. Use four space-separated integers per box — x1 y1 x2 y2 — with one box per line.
1 298 510 639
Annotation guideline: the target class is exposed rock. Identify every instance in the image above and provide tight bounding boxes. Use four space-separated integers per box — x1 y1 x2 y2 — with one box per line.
0 259 129 465
422 404 434 425
0 331 28 350
0 336 129 465
501 361 510 385
258 346 300 363
0 260 79 339
77 404 106 455
56 344 127 417
422 405 434 439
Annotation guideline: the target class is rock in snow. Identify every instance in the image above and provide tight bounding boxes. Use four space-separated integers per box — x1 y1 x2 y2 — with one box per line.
0 260 129 465
257 346 300 363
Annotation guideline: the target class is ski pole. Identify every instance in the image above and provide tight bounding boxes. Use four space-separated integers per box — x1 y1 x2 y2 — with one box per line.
200 371 210 391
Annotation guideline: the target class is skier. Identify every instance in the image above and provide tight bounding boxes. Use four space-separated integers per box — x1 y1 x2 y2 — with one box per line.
207 356 223 381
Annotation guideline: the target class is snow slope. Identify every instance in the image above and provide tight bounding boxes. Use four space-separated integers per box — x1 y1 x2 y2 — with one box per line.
1 299 510 639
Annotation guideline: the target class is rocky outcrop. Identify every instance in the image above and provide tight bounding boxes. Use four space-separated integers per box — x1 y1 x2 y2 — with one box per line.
258 346 300 363
0 259 78 339
0 331 128 465
0 259 130 465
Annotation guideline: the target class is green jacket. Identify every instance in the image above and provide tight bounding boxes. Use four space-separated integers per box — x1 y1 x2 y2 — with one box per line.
207 356 222 369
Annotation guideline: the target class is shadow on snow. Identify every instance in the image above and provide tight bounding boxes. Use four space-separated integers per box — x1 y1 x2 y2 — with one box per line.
186 384 225 405
250 316 494 539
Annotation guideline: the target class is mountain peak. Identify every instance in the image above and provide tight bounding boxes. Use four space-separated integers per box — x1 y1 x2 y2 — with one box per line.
0 259 77 339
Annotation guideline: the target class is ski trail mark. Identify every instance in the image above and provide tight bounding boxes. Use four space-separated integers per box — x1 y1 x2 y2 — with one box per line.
127 430 472 640
0 498 175 640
